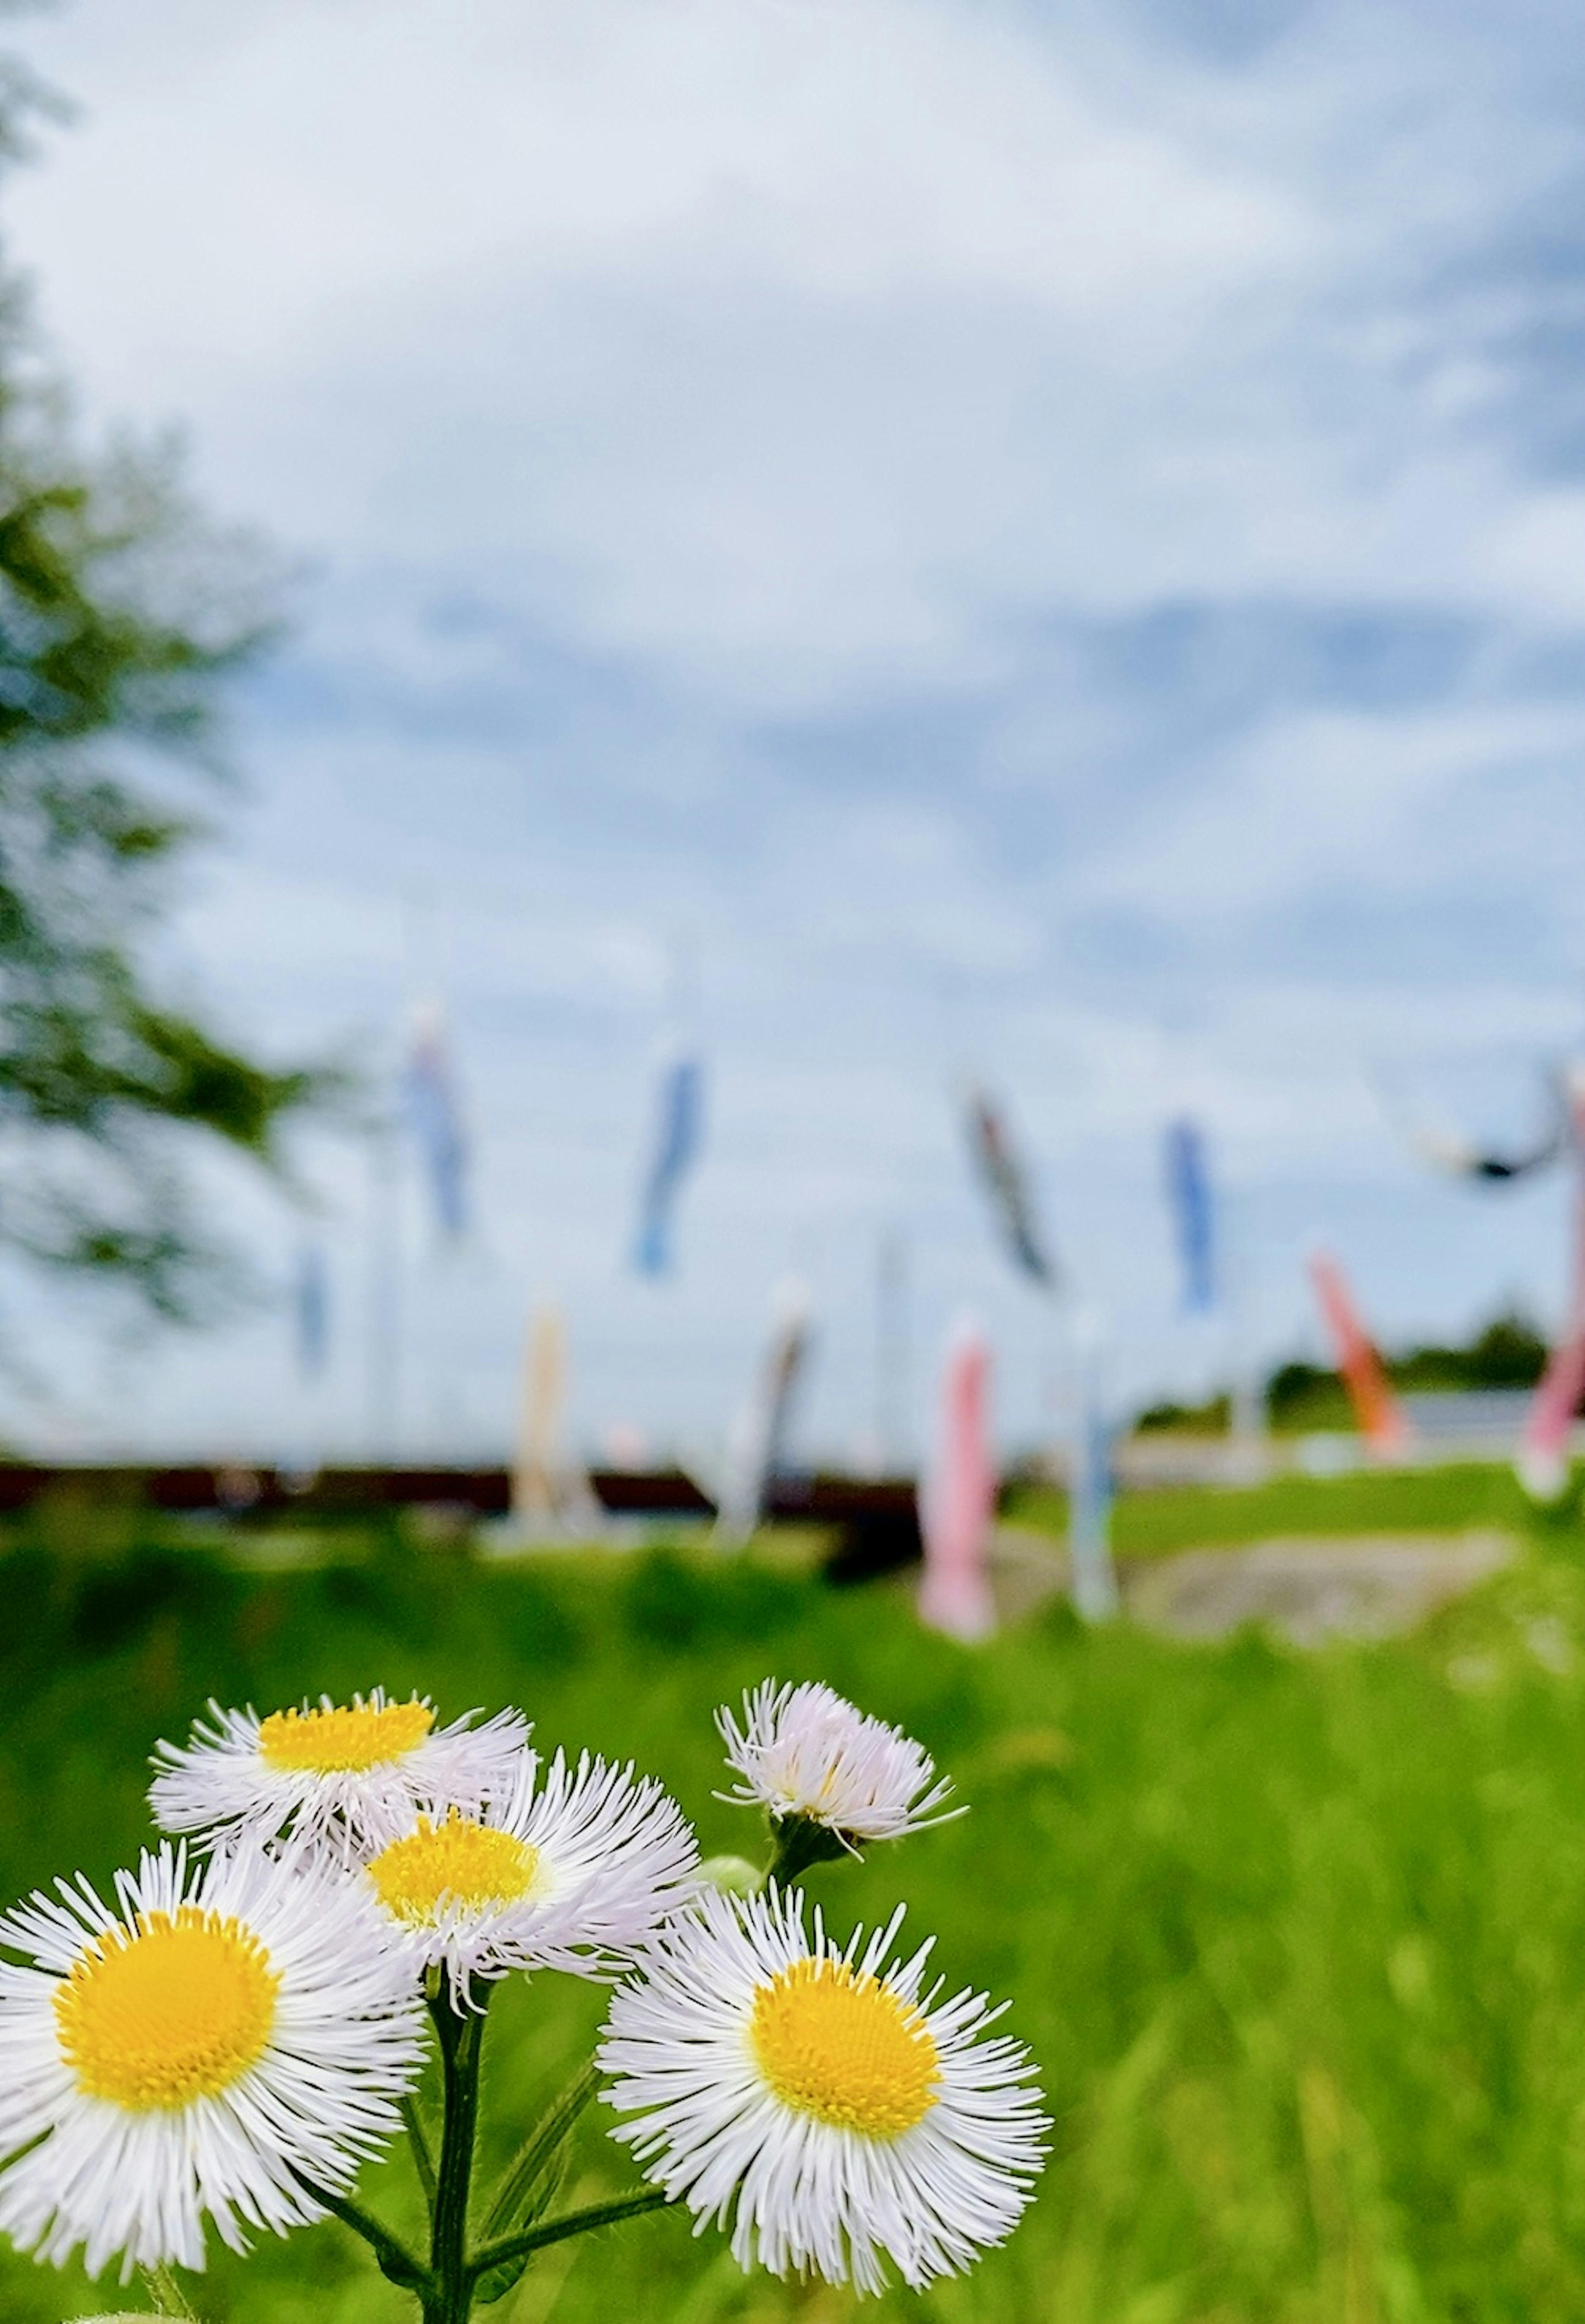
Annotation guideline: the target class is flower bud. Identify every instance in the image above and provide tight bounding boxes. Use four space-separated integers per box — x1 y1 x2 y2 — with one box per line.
696 1853 763 1898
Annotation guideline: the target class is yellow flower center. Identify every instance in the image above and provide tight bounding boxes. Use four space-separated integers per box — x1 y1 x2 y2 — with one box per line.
258 1698 434 1774
368 1812 542 1926
54 1907 280 2111
749 1956 939 2137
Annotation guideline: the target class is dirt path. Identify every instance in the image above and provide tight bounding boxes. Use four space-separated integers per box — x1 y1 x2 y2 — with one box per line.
988 1525 1517 1644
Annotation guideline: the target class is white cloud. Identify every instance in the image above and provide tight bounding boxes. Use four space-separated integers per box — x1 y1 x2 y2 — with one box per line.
10 0 1541 707
1082 699 1585 923
19 0 1305 337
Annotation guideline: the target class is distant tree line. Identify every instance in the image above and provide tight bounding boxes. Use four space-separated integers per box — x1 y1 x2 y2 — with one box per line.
1136 1309 1550 1436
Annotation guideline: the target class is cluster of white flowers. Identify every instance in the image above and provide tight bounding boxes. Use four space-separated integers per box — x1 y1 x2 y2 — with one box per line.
0 1690 694 2287
610 1680 1044 2293
0 1674 1045 2305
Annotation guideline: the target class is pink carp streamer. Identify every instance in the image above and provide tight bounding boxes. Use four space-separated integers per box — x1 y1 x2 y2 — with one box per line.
919 1325 997 1642
1306 1251 1412 1462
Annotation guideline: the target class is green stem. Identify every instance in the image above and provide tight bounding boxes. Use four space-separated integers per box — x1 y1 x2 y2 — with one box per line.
142 2263 200 2320
404 2090 440 2219
468 2187 671 2283
297 2176 433 2298
427 1980 490 2324
764 1812 851 1887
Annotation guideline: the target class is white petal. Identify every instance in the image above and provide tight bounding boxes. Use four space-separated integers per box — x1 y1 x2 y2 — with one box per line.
149 1690 530 1856
716 1681 960 1842
362 1748 699 2002
0 1839 424 2281
599 1885 1047 2295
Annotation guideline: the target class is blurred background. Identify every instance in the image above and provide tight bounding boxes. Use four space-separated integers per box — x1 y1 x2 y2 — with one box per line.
0 0 1579 1476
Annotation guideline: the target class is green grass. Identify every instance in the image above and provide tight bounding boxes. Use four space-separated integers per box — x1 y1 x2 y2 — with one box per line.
1008 1459 1546 1559
5 1478 1585 2322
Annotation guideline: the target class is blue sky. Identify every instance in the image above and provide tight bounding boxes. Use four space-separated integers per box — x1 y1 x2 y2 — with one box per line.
5 0 1583 1469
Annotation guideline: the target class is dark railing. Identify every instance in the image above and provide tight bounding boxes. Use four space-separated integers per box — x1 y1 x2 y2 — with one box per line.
0 1464 927 1578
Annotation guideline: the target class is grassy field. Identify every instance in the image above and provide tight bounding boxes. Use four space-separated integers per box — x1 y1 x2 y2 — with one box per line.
1007 1459 1541 1559
5 1471 1585 2323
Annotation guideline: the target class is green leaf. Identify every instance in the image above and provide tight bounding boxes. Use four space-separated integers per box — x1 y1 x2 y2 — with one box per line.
374 2244 433 2293
468 2187 672 2287
473 2252 536 2306
473 2149 566 2303
483 2057 599 2239
292 2174 433 2300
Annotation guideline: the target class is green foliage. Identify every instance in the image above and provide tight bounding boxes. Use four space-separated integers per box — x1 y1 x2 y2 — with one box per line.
1263 1361 1355 1432
473 2062 597 2303
1392 1309 1549 1393
619 1542 806 1649
1139 1309 1551 1438
5 1488 1585 2318
1266 1309 1549 1432
1009 1457 1540 1559
1135 1391 1233 1436
0 56 325 1324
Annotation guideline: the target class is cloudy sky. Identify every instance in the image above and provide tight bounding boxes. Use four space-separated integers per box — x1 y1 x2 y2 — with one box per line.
4 0 1583 1469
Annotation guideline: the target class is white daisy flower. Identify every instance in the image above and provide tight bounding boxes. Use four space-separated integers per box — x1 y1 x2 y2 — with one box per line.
361 1747 698 2004
599 1883 1048 2294
149 1689 529 1854
717 1681 959 1851
0 1839 425 2281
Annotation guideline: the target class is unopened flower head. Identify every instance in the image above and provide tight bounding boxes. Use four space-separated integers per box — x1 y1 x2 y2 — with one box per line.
717 1681 958 1848
149 1689 529 1854
600 1883 1048 2294
362 1746 699 2004
0 1840 424 2280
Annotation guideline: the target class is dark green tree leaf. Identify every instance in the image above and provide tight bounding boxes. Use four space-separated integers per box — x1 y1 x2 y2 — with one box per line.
0 46 331 1328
